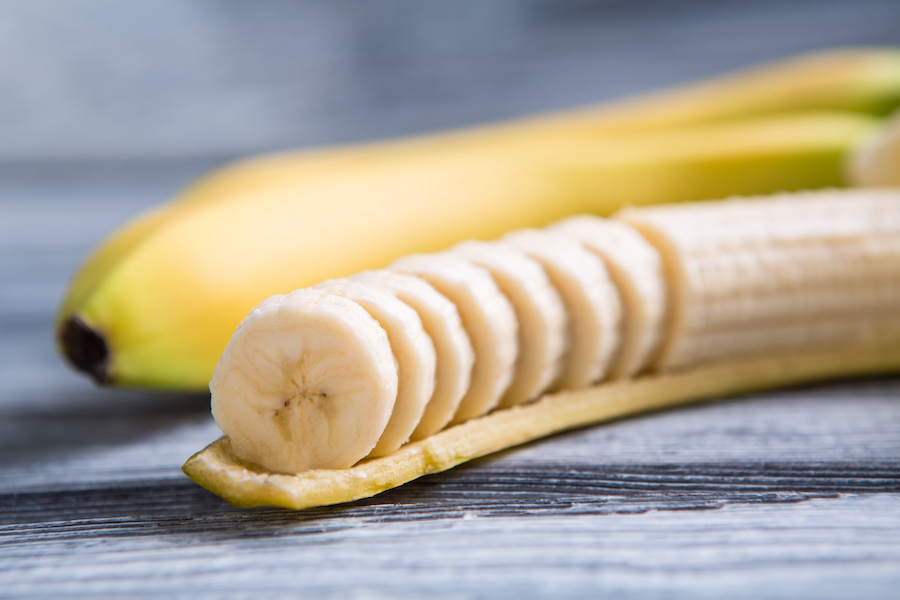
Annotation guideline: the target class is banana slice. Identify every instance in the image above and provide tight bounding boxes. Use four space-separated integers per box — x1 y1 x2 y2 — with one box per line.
210 288 398 473
315 278 436 456
351 270 474 439
502 228 622 389
391 253 518 423
547 216 666 379
450 240 567 407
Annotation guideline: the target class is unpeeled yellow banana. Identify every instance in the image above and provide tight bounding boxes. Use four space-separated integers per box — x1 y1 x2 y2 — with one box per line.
57 49 900 391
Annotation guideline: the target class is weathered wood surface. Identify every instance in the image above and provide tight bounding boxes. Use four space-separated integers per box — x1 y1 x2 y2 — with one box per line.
2 1 900 597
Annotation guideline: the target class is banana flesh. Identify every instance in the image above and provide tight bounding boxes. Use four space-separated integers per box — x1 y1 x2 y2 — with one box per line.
450 240 567 408
391 254 519 423
619 189 900 370
849 108 900 186
502 229 622 390
209 289 397 473
350 270 474 440
547 217 667 378
313 279 436 457
206 188 900 478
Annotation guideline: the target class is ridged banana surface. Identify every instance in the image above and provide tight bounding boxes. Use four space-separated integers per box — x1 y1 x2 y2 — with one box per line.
620 190 900 370
58 49 900 391
208 189 900 475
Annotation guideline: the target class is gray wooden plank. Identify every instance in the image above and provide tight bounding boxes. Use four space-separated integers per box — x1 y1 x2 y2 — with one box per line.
1 377 898 524
2 495 899 599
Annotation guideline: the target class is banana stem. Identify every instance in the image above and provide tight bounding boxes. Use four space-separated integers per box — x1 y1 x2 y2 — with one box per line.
183 344 900 510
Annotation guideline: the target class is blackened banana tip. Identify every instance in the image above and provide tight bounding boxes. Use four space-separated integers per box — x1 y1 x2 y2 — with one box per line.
59 315 111 385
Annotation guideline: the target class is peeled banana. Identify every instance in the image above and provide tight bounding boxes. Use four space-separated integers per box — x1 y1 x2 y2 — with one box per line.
58 49 900 391
850 107 900 186
199 188 900 486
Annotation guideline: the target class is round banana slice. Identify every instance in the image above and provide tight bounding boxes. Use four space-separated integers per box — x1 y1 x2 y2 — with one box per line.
503 228 622 389
450 240 567 407
352 270 474 440
315 278 436 456
547 216 666 379
210 288 398 474
391 253 518 423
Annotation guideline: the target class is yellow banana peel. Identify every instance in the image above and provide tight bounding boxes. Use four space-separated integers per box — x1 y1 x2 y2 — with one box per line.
57 48 900 391
184 344 900 510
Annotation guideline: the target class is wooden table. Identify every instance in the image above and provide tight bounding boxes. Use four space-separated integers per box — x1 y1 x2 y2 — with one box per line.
2 1 899 597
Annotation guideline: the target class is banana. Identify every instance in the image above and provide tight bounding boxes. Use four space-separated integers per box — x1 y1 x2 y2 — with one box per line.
154 48 900 214
450 240 567 407
191 188 900 506
350 270 474 440
391 254 518 423
619 189 900 371
57 49 900 391
547 217 667 378
313 279 436 456
535 47 900 133
849 108 900 186
209 289 397 473
501 229 622 389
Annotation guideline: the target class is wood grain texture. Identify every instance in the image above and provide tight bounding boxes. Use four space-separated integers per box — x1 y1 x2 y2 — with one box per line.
2 1 900 596
2 496 899 599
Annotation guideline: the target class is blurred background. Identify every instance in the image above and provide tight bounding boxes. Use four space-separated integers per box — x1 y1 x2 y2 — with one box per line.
1 0 899 420
3 0 900 161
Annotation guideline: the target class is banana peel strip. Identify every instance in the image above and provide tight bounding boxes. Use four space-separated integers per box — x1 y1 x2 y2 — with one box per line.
183 345 900 510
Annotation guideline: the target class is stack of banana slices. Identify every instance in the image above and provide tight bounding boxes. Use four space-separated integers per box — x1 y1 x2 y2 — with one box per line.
210 189 900 475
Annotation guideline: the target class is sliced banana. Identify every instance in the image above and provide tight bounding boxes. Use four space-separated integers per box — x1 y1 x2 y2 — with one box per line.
547 216 666 379
502 228 622 389
450 240 567 407
210 288 398 473
351 270 474 439
204 188 900 486
315 278 436 456
391 253 518 423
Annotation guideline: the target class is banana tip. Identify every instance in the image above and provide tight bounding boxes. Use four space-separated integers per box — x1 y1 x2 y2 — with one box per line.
58 315 111 385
